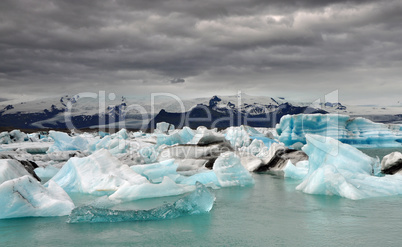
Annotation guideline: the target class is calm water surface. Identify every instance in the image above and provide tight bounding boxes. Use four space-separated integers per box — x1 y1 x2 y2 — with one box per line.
1 148 402 246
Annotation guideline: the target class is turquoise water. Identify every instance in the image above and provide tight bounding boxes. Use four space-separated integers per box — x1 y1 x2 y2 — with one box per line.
1 149 402 246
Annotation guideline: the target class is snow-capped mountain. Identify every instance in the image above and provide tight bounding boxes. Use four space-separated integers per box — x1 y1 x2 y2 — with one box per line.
0 93 401 130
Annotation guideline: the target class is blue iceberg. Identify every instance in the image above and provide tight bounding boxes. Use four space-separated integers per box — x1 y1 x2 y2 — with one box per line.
0 175 75 219
213 152 255 187
295 134 402 200
47 131 90 153
155 127 195 146
180 170 220 187
225 126 251 148
276 114 402 148
67 182 215 223
283 160 309 180
130 159 179 183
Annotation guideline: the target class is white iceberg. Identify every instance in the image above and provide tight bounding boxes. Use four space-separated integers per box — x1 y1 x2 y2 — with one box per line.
225 126 251 148
295 134 402 200
0 175 74 219
50 149 148 194
47 131 90 153
130 159 179 183
213 152 254 187
108 176 194 202
0 159 32 184
189 126 226 145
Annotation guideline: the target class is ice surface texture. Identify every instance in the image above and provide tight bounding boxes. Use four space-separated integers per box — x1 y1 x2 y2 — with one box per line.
213 152 255 187
50 149 147 194
67 182 215 223
47 131 90 153
0 159 32 184
295 134 402 200
276 114 402 147
0 175 74 219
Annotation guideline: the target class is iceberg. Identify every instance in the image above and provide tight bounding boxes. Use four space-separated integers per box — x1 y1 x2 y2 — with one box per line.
34 165 60 180
180 170 220 187
189 126 226 145
0 130 28 144
130 159 179 183
67 182 215 223
0 159 33 184
154 122 175 134
47 131 90 153
108 176 194 202
224 126 251 148
295 134 402 200
88 129 130 155
276 114 402 147
157 142 234 172
213 152 254 187
154 127 195 146
0 175 74 219
50 149 148 194
283 160 309 180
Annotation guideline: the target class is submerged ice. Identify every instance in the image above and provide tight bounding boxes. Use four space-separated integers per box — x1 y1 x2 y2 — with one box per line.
67 182 215 223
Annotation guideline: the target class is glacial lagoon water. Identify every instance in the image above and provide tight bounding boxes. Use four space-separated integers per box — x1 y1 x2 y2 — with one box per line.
1 148 402 246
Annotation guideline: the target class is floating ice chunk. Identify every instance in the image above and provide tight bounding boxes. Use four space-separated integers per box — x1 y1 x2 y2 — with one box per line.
0 130 28 144
295 134 402 200
239 139 269 157
47 131 89 153
276 114 402 147
67 182 215 223
130 159 179 183
250 136 277 149
0 131 11 144
155 122 175 134
108 177 194 202
283 160 309 180
157 142 234 173
225 126 251 148
0 159 32 184
34 165 60 180
0 175 74 219
381 152 402 174
153 127 196 147
50 149 148 194
111 128 129 140
9 130 28 142
88 129 130 155
180 171 220 188
213 152 254 187
155 132 183 146
178 127 195 144
190 126 226 145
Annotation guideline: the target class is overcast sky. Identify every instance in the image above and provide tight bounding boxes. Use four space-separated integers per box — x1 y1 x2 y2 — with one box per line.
0 0 401 105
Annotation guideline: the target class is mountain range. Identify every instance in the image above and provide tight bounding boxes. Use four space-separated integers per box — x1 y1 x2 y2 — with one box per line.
0 93 401 130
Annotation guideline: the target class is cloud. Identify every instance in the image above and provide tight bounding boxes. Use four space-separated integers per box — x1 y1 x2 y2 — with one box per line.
0 0 401 104
170 78 185 84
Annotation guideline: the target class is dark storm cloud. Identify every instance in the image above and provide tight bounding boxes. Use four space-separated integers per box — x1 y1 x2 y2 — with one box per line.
0 0 401 104
170 78 185 84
